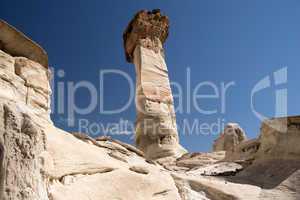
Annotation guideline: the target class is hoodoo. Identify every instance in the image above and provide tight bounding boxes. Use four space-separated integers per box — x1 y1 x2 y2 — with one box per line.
123 9 187 159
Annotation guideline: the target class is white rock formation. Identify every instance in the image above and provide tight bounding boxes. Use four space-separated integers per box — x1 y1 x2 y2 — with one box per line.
0 10 299 200
0 50 181 199
123 9 187 159
213 123 247 152
0 51 51 121
257 116 300 160
224 138 260 162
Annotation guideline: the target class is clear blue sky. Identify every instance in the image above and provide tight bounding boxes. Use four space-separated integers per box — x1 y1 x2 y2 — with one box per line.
1 0 299 152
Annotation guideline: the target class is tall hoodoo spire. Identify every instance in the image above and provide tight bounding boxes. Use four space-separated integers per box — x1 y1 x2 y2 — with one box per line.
123 9 187 159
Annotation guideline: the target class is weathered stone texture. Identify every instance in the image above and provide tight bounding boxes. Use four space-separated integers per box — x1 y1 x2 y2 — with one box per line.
124 10 186 159
123 9 169 62
0 50 51 122
225 138 260 162
0 50 14 73
213 123 247 152
257 116 300 160
15 57 51 94
0 103 48 200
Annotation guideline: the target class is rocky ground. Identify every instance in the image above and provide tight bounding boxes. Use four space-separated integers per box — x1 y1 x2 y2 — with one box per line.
1 95 299 199
0 90 299 199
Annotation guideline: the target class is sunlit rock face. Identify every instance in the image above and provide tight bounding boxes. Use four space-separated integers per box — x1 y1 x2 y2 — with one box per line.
123 10 187 159
0 50 51 122
257 116 300 160
0 20 182 200
213 123 247 152
0 35 51 199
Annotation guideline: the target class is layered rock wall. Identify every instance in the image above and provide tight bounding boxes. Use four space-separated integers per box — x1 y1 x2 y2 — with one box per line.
0 50 51 122
0 103 48 200
257 116 300 160
0 27 51 199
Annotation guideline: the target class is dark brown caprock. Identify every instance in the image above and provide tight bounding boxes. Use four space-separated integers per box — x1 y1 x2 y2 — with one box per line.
123 9 169 63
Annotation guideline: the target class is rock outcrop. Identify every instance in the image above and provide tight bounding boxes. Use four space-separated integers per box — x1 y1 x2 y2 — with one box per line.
213 123 247 152
0 20 48 68
219 117 300 163
0 10 300 200
0 50 51 122
224 138 260 162
0 102 182 200
123 10 187 159
257 116 300 160
0 49 182 199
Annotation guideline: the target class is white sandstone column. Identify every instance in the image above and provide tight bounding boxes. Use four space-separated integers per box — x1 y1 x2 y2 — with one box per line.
123 9 187 159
